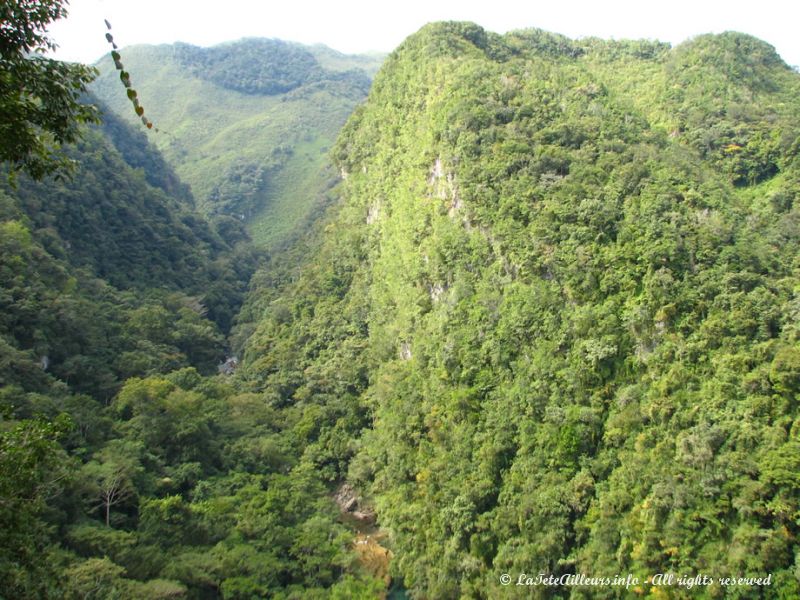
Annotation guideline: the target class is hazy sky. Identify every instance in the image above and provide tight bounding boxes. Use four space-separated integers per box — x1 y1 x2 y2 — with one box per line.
49 0 800 67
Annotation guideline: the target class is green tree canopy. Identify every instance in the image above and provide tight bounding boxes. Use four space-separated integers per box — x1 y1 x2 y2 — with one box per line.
0 0 97 179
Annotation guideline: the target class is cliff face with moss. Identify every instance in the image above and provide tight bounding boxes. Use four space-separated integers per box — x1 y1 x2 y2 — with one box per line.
240 23 800 597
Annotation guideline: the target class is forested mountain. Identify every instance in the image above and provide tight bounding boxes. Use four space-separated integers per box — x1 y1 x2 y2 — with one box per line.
1 100 257 385
236 23 800 598
4 17 800 600
91 38 383 248
0 92 288 594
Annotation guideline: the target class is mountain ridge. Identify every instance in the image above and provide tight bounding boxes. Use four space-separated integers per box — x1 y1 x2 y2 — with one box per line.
90 37 383 248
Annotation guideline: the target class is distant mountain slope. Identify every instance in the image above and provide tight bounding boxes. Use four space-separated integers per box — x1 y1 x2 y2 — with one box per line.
91 38 383 248
236 22 800 597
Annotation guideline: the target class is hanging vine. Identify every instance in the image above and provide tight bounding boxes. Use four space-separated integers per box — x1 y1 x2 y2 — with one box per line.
103 19 157 131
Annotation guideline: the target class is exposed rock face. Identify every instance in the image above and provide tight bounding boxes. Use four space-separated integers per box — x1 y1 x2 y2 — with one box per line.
334 482 359 512
218 356 238 375
367 200 381 224
333 482 376 523
334 485 390 584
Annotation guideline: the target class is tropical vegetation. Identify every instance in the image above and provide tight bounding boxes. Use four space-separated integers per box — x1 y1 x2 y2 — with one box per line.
2 7 800 599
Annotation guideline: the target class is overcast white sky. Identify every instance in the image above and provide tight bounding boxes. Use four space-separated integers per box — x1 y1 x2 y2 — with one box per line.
49 0 800 67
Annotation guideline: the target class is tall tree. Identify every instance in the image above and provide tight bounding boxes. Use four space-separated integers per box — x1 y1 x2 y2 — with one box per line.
0 0 97 179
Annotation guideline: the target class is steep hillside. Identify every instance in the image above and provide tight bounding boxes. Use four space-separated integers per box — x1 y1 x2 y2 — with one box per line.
0 101 259 391
1 89 385 597
91 39 382 248
238 23 800 598
0 104 266 593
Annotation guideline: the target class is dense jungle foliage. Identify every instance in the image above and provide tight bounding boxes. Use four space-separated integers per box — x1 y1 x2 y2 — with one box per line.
3 16 800 600
239 22 800 599
0 102 387 597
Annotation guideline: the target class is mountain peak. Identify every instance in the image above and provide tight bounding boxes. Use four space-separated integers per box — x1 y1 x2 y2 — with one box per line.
393 21 511 61
671 31 789 90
